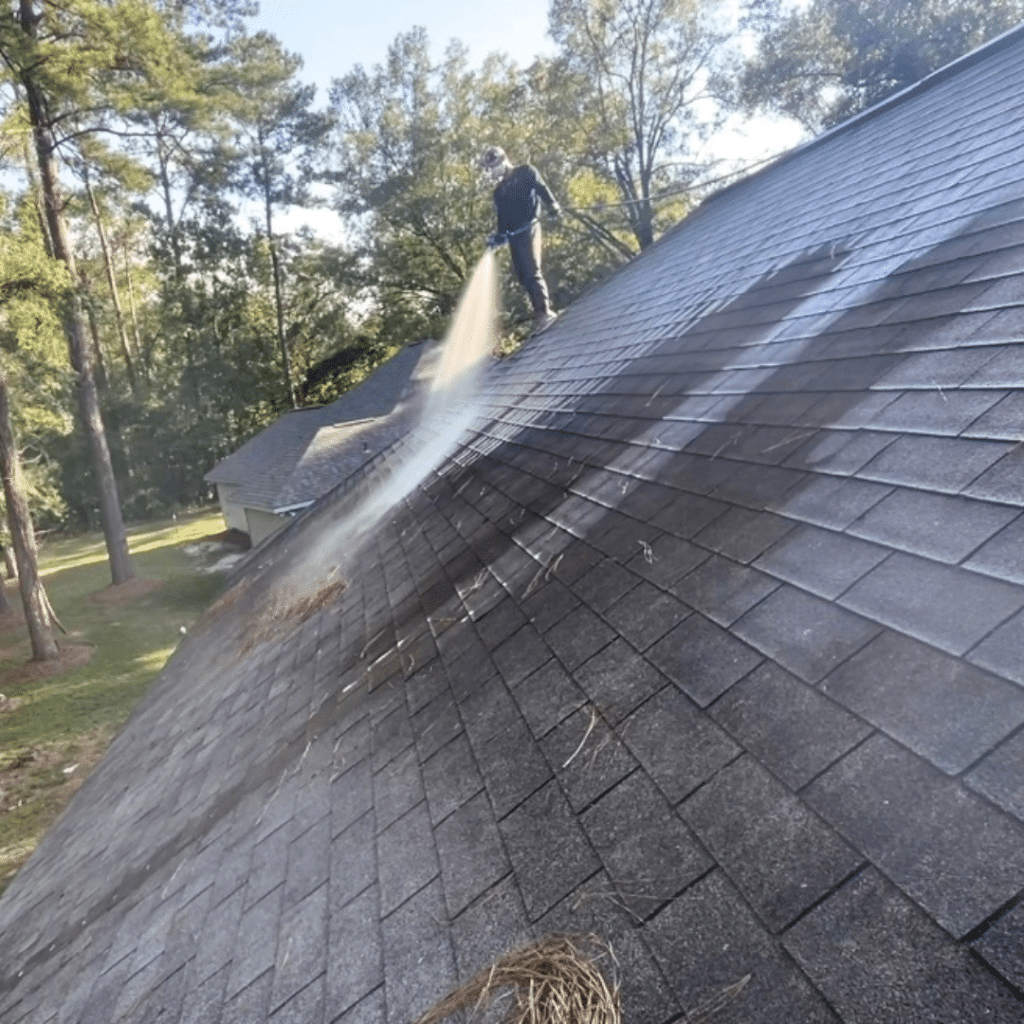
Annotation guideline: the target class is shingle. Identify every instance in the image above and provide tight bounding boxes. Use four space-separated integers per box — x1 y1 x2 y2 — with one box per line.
473 597 528 649
409 694 463 762
447 875 534 977
649 489 730 538
221 969 273 1024
370 705 414 773
621 686 739 803
966 728 1024 822
330 757 373 838
544 604 617 671
820 631 1024 773
753 524 889 598
680 756 862 932
871 345 1002 388
964 444 1024 504
375 803 439 916
511 658 588 738
783 428 897 476
785 868 1024 1023
968 607 1024 684
226 884 284 1000
770 473 892 529
572 557 642 612
709 662 872 790
866 388 1003 435
271 883 328 1014
799 390 901 430
379 880 456 1024
965 391 1024 440
284 816 331 906
961 343 1024 386
858 434 1011 492
434 791 510 918
672 553 781 624
973 899 1024 991
472 713 554 819
498 781 601 922
458 674 518 749
647 613 764 705
421 733 484 826
847 488 1018 564
572 638 669 722
732 585 880 684
519 578 580 633
491 623 553 686
580 770 712 920
624 532 710 586
539 705 640 813
839 552 1024 655
693 507 796 563
644 872 839 1023
805 734 1024 937
327 813 377 931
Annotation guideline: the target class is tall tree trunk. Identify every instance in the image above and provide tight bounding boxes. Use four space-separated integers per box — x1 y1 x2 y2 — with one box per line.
0 364 58 661
263 168 297 408
157 143 199 405
18 4 135 585
123 241 150 385
85 174 139 393
82 286 109 393
0 543 16 579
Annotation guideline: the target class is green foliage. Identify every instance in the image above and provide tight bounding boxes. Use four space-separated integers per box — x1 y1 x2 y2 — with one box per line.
547 0 741 249
327 31 494 327
739 0 1024 131
0 200 75 527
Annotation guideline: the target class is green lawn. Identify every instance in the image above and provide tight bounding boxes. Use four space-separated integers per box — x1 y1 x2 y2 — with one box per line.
0 508 234 895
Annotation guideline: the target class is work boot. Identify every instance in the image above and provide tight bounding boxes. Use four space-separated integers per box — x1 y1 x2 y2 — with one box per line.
532 310 558 334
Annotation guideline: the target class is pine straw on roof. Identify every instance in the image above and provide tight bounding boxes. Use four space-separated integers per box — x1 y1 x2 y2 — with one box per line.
414 934 621 1024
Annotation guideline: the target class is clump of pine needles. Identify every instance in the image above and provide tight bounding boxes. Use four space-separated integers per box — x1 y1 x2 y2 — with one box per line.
414 934 621 1024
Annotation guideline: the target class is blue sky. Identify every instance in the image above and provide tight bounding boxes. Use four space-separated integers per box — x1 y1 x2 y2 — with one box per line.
249 0 557 97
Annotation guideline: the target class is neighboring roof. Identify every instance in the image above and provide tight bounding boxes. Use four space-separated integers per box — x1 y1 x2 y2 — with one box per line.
205 341 436 513
5 28 1024 1024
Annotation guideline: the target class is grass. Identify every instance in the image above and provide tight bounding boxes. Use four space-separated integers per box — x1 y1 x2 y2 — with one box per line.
0 508 232 897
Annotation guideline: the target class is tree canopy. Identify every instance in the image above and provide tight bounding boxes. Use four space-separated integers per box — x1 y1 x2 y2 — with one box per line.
739 0 1024 131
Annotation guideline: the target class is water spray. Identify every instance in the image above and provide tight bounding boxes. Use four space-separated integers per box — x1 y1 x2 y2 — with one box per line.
277 249 503 597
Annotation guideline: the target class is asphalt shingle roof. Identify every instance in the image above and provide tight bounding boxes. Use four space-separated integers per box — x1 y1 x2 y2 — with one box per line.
205 342 435 513
4 27 1024 1024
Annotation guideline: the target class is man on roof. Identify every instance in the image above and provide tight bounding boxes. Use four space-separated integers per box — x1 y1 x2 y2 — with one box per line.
479 145 561 334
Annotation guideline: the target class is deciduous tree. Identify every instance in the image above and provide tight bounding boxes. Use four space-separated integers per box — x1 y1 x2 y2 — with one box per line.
0 205 67 659
548 0 741 250
739 0 1024 131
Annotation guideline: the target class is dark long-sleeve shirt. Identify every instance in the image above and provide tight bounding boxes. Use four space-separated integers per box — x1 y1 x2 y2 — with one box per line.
492 164 559 234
